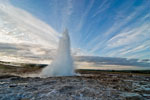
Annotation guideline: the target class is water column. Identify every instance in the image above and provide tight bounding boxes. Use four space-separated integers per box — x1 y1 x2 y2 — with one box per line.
41 29 74 77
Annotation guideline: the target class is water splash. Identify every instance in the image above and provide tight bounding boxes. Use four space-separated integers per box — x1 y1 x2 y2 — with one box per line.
40 29 74 77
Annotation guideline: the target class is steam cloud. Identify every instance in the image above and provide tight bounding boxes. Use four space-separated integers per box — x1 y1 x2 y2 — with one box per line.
40 29 75 77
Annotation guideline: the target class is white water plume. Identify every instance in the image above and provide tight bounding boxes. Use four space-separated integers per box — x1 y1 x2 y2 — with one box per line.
40 29 75 77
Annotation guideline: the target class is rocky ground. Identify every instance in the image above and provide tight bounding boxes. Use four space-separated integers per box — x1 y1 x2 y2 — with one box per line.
0 72 150 100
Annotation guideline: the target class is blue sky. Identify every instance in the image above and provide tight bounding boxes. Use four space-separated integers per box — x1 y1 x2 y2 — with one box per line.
1 0 150 60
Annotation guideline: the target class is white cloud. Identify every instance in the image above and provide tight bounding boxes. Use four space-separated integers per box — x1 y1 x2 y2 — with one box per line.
92 0 110 17
102 20 150 58
0 1 59 48
75 0 95 32
107 23 150 48
88 4 149 53
61 0 73 30
119 41 150 55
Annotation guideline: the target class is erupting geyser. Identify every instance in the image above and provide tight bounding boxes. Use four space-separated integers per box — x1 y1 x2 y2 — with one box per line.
40 29 74 77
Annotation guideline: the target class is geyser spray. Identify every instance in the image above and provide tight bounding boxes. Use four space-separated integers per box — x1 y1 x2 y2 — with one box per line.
40 29 74 77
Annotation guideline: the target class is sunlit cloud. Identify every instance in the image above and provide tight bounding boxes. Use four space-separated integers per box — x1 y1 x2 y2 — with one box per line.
0 0 149 69
0 0 59 48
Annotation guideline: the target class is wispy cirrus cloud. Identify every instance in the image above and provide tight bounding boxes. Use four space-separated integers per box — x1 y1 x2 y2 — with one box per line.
0 0 60 62
61 0 74 30
88 2 150 59
75 0 95 32
101 16 150 58
0 0 59 48
107 22 150 48
92 0 110 18
0 0 149 62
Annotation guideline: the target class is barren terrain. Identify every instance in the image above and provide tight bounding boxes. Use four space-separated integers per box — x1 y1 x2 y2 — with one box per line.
0 71 150 100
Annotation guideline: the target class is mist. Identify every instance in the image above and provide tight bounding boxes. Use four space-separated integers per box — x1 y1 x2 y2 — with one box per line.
40 29 75 77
